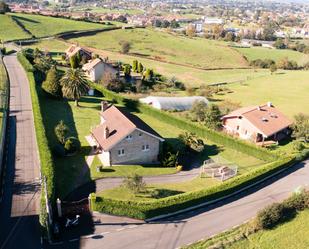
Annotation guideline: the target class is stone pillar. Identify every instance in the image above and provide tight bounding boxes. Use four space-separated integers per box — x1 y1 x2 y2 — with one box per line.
56 198 62 218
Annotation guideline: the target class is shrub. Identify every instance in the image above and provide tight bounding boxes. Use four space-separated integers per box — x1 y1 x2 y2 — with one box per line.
255 203 285 229
162 152 179 167
42 66 61 97
64 136 81 153
54 120 70 144
122 174 146 194
53 144 66 157
283 191 309 211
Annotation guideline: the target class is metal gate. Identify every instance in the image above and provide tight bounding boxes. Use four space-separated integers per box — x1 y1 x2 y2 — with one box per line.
60 198 90 217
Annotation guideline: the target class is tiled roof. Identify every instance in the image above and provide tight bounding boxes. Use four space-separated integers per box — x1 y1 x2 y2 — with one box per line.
222 103 293 137
91 105 164 151
82 58 102 71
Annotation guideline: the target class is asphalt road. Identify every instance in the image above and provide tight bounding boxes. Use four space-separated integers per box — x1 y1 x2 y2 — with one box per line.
47 159 309 249
0 55 41 249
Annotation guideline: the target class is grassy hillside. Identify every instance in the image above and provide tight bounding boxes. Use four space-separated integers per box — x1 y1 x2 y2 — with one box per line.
10 13 109 38
0 15 31 41
214 70 309 117
235 47 309 65
227 209 309 249
69 28 249 69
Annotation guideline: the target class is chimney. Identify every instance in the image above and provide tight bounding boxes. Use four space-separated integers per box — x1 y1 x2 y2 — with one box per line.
267 102 272 107
101 101 109 112
103 126 109 139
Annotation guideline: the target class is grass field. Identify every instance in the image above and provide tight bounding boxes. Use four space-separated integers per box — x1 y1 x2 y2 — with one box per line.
0 14 31 41
214 70 309 117
9 13 109 38
235 47 309 65
73 6 144 15
227 209 309 249
69 28 249 69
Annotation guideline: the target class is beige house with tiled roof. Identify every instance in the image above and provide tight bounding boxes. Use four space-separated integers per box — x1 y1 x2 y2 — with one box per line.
90 102 164 166
221 102 292 144
65 45 92 61
82 58 118 82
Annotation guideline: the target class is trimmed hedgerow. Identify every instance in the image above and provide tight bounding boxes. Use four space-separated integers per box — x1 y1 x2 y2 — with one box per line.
17 53 55 233
90 83 277 162
92 157 295 219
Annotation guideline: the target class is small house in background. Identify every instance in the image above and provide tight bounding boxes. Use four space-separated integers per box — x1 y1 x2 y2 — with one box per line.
221 102 292 145
139 96 209 111
82 58 118 82
65 45 92 61
90 102 164 166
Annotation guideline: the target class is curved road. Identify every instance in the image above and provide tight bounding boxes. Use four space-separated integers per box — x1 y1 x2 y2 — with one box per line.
49 159 309 249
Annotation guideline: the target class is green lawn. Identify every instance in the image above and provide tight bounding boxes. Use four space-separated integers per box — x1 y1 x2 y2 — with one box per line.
0 14 31 41
90 156 178 179
214 70 309 117
226 209 309 249
69 28 248 69
9 13 109 38
235 47 309 65
73 6 144 15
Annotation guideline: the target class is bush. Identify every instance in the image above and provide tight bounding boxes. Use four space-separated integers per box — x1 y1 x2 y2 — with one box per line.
255 203 285 229
53 144 66 157
122 174 146 194
64 137 81 153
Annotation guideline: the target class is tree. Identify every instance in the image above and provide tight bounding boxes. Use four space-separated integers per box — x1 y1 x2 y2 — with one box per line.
270 64 277 74
143 68 154 82
54 120 70 144
170 19 180 29
186 25 196 38
262 23 276 41
152 19 162 28
204 104 222 130
292 113 309 142
119 41 131 54
70 54 79 69
218 100 241 115
189 100 208 122
132 60 138 72
60 68 89 106
161 20 170 28
274 39 286 49
42 66 61 97
137 62 144 73
0 1 10 14
123 64 131 79
179 132 204 153
101 72 124 92
122 174 146 194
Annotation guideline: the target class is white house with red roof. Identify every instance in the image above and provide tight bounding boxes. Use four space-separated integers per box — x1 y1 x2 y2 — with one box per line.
82 58 118 82
221 102 292 144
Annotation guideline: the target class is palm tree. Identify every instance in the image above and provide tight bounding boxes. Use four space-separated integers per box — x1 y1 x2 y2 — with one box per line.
60 68 89 107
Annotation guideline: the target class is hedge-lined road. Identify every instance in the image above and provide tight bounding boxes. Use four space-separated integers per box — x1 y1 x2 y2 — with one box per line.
48 159 309 249
0 55 41 249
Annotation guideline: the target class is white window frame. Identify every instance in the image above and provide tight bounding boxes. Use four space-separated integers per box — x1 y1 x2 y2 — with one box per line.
142 144 150 151
118 148 125 156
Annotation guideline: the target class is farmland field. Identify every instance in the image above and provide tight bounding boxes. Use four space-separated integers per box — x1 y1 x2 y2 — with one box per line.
9 13 110 38
214 70 309 117
227 209 309 249
0 15 31 41
69 28 249 69
235 46 309 65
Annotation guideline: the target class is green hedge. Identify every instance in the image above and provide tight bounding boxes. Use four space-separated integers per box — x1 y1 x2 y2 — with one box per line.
17 53 55 219
91 83 277 162
92 156 295 219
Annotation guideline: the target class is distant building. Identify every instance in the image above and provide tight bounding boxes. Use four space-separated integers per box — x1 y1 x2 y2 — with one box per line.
82 58 118 82
221 102 292 144
204 17 224 25
90 102 164 166
139 96 209 111
65 45 92 61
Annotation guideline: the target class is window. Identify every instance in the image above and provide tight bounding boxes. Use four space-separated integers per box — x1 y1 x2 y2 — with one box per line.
139 133 142 137
126 135 132 140
118 149 125 156
245 130 248 135
236 125 240 130
142 145 150 151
